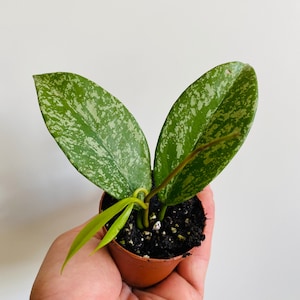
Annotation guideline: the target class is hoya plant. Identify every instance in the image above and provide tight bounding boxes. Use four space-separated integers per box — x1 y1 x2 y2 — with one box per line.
33 61 258 269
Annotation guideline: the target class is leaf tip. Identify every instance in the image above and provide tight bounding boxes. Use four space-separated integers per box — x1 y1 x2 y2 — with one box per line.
60 258 68 274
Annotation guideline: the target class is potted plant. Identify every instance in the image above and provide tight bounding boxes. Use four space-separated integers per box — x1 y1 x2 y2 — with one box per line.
33 61 258 287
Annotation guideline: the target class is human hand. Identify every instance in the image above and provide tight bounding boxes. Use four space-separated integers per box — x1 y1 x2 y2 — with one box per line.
30 186 214 300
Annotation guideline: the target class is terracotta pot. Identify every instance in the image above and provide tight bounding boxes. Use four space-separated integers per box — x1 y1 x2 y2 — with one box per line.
99 193 195 288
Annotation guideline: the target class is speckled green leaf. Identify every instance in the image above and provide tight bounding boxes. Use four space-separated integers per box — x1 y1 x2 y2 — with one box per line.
154 62 258 205
34 72 151 199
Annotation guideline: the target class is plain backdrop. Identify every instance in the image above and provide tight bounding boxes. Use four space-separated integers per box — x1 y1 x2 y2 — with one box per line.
1 1 299 299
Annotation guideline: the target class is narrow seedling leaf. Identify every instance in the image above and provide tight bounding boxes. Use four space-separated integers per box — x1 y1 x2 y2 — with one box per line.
92 203 134 252
61 197 146 272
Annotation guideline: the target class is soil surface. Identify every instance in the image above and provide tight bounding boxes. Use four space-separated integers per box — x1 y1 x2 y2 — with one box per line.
102 193 206 259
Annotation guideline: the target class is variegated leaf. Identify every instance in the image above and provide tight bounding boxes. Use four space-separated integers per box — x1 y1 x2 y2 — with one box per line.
34 72 152 199
154 62 258 205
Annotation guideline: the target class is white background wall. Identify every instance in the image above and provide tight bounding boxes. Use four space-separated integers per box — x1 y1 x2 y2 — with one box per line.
1 1 299 299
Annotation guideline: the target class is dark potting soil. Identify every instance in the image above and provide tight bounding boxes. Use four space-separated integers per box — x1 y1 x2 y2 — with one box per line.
102 193 206 259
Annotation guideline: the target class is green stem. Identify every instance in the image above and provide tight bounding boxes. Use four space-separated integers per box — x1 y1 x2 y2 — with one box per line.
143 131 240 226
143 206 150 229
133 188 149 230
159 204 168 221
133 187 149 199
136 210 144 230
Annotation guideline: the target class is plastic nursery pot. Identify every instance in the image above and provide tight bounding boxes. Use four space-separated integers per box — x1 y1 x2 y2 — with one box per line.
99 193 196 288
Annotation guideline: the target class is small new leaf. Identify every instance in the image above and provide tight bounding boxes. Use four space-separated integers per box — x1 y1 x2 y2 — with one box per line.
61 197 147 272
93 203 134 252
